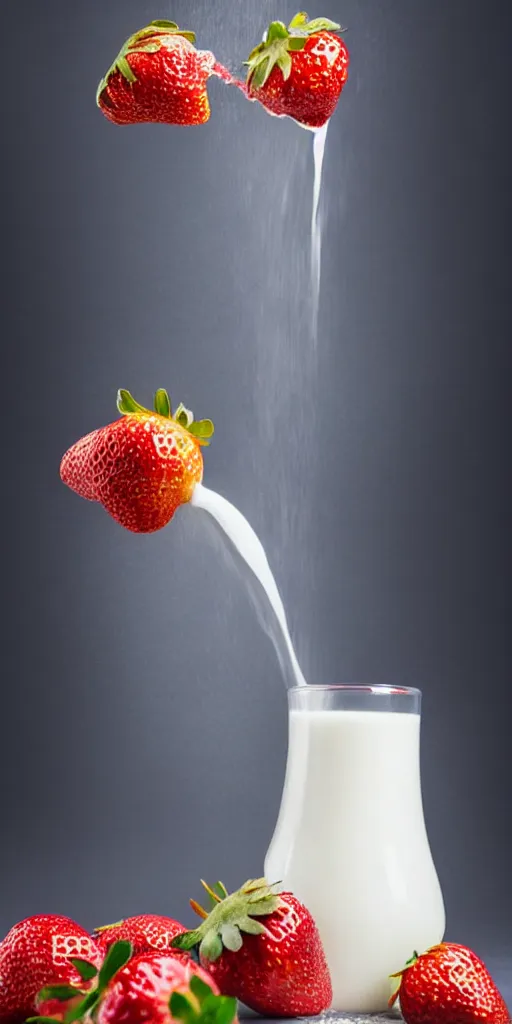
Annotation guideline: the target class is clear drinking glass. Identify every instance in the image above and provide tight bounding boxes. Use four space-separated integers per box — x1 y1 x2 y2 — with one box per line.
264 685 445 1014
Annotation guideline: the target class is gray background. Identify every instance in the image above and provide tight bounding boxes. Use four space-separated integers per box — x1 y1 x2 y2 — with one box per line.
2 0 511 1008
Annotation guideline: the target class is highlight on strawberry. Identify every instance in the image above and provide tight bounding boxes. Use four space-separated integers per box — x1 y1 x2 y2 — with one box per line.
0 915 102 1024
97 20 218 126
172 878 333 1017
60 389 213 534
245 11 350 128
27 940 237 1024
389 943 510 1024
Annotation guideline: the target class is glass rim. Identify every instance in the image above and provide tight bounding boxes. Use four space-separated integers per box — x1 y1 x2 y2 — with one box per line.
288 684 421 697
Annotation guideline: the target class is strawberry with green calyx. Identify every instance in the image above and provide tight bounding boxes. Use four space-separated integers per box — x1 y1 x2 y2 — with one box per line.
33 944 237 1024
246 11 349 128
28 940 133 1024
389 943 510 1024
97 20 217 126
60 388 213 534
0 915 103 1024
172 878 332 1017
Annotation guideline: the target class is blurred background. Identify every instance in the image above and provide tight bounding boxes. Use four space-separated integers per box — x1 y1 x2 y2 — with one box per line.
2 0 511 1003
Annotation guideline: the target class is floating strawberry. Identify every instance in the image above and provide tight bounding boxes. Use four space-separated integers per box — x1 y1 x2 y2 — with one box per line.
60 389 213 534
97 20 216 126
93 914 187 958
0 914 102 1024
246 12 349 128
31 942 237 1024
172 878 332 1017
390 943 510 1024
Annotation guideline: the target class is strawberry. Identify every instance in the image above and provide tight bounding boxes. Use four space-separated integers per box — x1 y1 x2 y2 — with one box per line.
97 20 216 126
94 952 235 1024
172 878 332 1017
390 943 510 1024
32 942 237 1024
0 914 102 1024
93 915 187 958
246 12 349 128
60 389 213 534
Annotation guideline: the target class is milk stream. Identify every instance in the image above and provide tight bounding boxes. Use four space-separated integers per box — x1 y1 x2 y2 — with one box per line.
310 121 329 339
191 483 307 688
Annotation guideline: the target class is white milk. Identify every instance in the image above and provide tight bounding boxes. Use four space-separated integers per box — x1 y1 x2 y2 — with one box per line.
190 483 306 688
311 121 329 337
265 709 445 1012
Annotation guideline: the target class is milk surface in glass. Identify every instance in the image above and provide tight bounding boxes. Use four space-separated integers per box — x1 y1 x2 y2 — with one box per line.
264 686 445 1013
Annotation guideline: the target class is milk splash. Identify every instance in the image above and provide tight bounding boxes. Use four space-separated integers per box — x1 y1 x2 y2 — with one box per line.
191 483 306 689
310 121 329 338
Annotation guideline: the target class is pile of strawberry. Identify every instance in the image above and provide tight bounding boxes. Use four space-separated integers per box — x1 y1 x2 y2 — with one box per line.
0 881 331 1023
95 12 350 129
0 879 509 1024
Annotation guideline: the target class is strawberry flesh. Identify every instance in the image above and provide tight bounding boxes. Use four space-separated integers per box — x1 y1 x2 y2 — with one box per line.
94 915 188 958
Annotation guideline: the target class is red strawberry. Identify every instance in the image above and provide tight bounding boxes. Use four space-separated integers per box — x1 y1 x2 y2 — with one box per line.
94 952 235 1024
93 915 187 958
97 20 216 126
246 12 349 128
390 943 510 1024
60 388 213 534
0 914 102 1024
172 878 332 1017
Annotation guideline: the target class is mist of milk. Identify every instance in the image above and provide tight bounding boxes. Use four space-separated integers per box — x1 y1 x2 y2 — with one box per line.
191 483 307 689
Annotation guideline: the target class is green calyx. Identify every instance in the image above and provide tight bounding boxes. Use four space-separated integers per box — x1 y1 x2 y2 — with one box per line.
96 20 197 105
246 11 342 89
116 389 214 446
27 941 133 1024
170 974 237 1024
172 878 282 962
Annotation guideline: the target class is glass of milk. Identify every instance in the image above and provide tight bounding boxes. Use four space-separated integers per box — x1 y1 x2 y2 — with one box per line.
264 684 445 1014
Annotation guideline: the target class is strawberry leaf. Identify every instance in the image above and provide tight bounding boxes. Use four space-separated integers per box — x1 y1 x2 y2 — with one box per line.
117 389 149 416
200 931 223 961
169 992 196 1024
151 19 179 28
174 402 194 427
64 990 98 1024
215 998 237 1024
38 985 83 1003
277 52 292 80
302 16 341 32
154 388 172 417
219 924 242 953
265 20 288 43
98 940 132 989
238 916 265 936
288 36 307 50
70 959 98 982
27 1018 62 1023
116 55 137 84
172 930 202 952
289 11 309 28
187 419 215 444
189 976 212 1004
